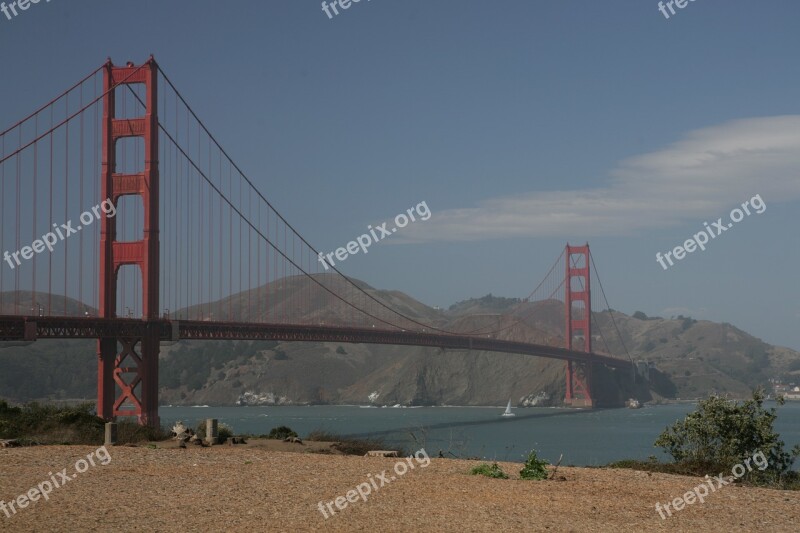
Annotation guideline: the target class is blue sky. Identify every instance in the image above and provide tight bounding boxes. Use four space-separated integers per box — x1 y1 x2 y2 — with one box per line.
2 1 800 349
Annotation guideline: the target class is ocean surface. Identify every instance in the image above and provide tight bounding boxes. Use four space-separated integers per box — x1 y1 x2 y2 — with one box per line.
160 402 800 466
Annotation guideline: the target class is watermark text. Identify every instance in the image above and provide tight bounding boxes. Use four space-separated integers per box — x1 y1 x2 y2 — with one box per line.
1 0 53 23
317 448 430 519
3 198 116 271
318 201 431 271
656 194 765 271
1 445 112 520
654 450 768 519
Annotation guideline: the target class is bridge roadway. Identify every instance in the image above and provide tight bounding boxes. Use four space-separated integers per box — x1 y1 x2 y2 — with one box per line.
0 315 631 369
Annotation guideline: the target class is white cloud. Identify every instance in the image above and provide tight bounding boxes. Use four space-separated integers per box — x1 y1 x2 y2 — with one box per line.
396 115 800 242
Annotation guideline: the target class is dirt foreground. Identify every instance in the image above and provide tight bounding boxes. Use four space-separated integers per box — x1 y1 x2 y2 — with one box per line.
0 444 798 532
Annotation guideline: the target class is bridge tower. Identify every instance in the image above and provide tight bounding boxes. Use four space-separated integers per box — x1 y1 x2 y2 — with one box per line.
97 58 161 427
564 243 593 407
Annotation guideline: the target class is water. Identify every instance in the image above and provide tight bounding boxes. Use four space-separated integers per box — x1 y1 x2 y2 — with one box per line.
160 402 800 466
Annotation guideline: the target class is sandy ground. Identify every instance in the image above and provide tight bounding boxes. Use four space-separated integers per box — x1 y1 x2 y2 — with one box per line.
0 443 798 532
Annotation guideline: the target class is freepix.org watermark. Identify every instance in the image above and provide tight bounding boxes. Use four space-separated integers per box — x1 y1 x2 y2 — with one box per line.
321 0 370 20
318 201 431 271
1 446 112 520
656 194 765 271
3 198 116 271
1 0 52 22
657 0 698 20
317 448 431 519
654 450 768 519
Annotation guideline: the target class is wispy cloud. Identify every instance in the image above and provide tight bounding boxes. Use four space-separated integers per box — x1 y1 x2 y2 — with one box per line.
397 115 800 242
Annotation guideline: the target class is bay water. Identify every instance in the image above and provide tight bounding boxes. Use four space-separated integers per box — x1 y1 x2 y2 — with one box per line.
160 402 800 466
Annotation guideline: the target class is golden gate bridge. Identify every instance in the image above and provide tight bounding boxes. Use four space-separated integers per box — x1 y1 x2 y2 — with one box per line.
0 57 635 426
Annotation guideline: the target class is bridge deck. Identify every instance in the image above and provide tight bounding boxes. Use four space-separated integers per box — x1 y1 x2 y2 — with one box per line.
0 315 631 369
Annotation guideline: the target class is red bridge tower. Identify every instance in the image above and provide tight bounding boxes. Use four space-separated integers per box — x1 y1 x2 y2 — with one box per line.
564 244 593 407
97 58 161 427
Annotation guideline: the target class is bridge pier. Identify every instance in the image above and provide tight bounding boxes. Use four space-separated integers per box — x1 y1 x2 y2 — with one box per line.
565 361 593 407
97 332 160 427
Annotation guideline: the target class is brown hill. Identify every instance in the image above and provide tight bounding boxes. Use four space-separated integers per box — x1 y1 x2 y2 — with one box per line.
1 283 798 407
157 280 799 407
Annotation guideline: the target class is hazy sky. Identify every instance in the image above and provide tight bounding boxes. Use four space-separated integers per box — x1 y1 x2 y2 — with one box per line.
2 1 799 349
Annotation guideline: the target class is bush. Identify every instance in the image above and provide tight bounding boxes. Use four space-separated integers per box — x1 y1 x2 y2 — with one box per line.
196 420 235 442
470 462 509 479
0 400 173 445
604 457 701 476
0 401 104 445
267 425 298 440
115 420 172 444
519 449 549 480
305 429 404 456
655 390 800 487
218 423 234 442
305 429 337 441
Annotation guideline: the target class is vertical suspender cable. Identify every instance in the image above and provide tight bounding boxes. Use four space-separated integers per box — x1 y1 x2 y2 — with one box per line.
32 115 38 310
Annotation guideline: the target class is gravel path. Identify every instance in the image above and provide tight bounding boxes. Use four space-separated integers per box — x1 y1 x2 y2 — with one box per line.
1 445 798 532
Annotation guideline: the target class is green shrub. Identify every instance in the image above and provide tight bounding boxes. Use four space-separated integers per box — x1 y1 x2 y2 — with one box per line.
116 420 172 444
606 458 655 470
305 429 338 442
655 390 800 487
0 401 104 444
604 458 699 476
196 420 236 442
470 462 509 479
519 449 549 480
218 423 234 442
268 425 298 440
304 429 403 456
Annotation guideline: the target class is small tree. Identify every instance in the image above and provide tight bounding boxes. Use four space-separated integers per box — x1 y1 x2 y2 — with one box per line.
655 390 800 485
519 449 549 480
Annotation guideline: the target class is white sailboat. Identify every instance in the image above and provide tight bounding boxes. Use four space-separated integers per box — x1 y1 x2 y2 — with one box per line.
501 399 515 417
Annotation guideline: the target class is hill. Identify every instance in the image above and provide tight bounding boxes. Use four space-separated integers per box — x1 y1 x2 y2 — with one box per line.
0 281 798 407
